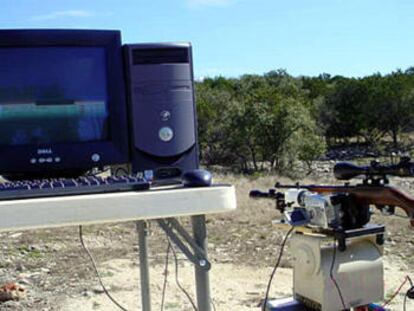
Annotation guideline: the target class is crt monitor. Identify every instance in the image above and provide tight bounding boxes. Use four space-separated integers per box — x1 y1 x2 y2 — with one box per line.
0 29 129 179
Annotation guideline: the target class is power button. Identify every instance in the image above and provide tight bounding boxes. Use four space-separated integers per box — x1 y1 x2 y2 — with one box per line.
159 127 174 142
91 153 101 162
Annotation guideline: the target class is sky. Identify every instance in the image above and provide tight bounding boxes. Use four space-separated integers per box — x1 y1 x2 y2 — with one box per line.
1 0 413 79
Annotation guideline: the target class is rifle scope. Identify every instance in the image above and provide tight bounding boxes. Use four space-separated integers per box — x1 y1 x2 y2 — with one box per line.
334 159 414 180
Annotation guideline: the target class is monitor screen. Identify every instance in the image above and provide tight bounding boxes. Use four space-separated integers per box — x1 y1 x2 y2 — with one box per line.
0 47 109 146
0 29 129 177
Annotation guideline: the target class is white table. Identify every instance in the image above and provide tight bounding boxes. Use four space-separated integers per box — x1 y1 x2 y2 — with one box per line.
0 185 237 311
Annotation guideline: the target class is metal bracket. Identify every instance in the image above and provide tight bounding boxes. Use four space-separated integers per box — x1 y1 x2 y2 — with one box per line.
333 224 385 252
157 218 211 271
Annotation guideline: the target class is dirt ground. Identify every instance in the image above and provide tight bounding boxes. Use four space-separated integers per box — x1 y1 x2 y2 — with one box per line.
59 257 410 311
0 172 413 310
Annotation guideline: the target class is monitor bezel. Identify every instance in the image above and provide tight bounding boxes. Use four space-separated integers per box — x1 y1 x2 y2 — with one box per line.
0 29 129 175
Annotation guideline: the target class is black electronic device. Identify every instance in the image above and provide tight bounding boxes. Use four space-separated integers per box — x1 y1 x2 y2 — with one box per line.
123 42 199 180
182 169 212 187
0 30 129 180
0 175 149 201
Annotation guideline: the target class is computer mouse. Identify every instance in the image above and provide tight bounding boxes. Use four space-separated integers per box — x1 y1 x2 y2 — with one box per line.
182 169 212 187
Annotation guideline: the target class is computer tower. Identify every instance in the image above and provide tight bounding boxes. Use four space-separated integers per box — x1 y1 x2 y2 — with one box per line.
123 42 199 180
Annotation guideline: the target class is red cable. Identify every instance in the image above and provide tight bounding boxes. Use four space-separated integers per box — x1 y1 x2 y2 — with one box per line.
381 276 409 308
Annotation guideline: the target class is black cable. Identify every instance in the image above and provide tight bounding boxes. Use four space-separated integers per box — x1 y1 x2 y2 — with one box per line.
160 242 171 311
167 237 198 311
79 226 129 311
329 237 346 310
262 226 294 311
404 276 414 311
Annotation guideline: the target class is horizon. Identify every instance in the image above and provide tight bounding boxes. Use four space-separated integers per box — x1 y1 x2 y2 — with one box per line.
1 0 413 79
195 66 414 81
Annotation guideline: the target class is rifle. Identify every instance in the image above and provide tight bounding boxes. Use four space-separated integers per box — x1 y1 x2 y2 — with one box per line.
250 158 414 228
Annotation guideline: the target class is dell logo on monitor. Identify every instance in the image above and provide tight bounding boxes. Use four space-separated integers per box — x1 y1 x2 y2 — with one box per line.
37 148 53 155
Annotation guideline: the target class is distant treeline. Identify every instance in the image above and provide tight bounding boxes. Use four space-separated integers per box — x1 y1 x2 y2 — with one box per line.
195 68 414 172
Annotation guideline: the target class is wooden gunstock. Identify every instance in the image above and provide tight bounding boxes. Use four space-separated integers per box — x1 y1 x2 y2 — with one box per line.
306 185 414 227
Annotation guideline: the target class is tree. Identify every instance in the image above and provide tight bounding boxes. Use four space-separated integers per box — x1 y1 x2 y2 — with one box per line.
373 72 414 148
319 78 370 143
195 66 414 173
257 97 325 171
196 83 237 166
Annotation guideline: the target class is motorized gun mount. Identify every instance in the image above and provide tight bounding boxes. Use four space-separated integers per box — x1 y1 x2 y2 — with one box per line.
248 161 406 310
250 158 414 228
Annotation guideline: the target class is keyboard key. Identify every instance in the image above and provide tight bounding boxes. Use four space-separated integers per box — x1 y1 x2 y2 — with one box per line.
62 180 77 187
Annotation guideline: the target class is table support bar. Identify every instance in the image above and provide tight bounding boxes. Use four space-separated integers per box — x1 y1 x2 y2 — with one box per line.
157 218 211 270
192 215 212 311
137 220 152 311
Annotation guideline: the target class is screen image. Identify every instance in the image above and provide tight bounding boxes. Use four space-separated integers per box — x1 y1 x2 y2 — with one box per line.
0 47 109 145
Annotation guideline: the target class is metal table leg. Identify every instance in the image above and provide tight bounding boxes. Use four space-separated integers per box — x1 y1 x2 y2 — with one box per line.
192 215 211 311
137 221 151 311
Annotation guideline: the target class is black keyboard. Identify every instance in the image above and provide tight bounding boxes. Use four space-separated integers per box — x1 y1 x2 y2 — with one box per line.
0 175 150 201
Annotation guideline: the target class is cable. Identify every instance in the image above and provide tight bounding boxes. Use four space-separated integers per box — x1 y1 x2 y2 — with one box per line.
79 226 129 311
404 276 413 311
329 237 347 310
261 226 294 311
160 242 171 311
403 293 408 311
210 298 217 311
167 237 198 311
381 276 409 308
161 236 216 311
380 275 414 309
